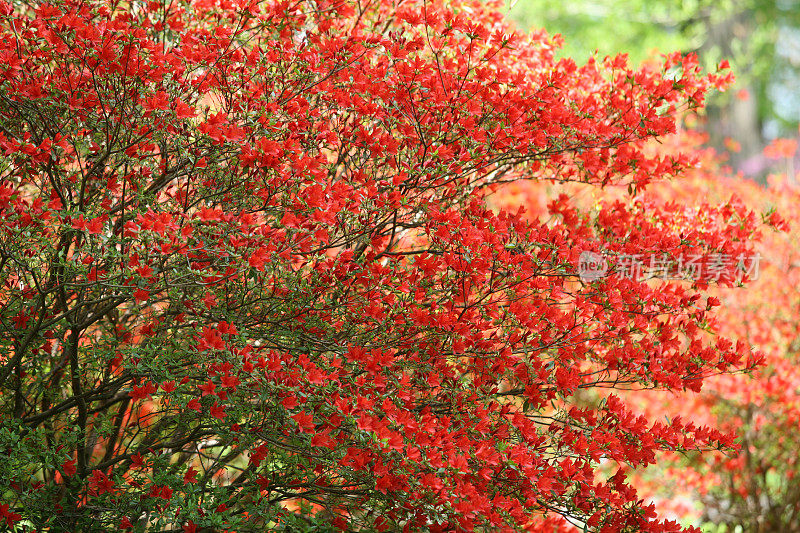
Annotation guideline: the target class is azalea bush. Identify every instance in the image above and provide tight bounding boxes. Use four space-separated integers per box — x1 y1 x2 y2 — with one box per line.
0 0 770 531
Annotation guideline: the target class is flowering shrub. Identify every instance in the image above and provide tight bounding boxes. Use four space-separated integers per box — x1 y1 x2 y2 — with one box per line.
0 0 763 531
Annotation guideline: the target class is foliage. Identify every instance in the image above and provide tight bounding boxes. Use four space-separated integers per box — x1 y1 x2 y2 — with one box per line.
0 0 767 531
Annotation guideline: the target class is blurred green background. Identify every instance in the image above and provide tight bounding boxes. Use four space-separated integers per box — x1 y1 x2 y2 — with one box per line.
507 0 800 176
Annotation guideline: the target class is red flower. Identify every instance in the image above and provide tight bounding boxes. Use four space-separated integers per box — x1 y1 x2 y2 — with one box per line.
88 469 114 495
184 467 198 485
0 504 21 528
61 458 76 477
292 411 315 432
130 381 157 402
173 98 196 119
209 402 226 420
